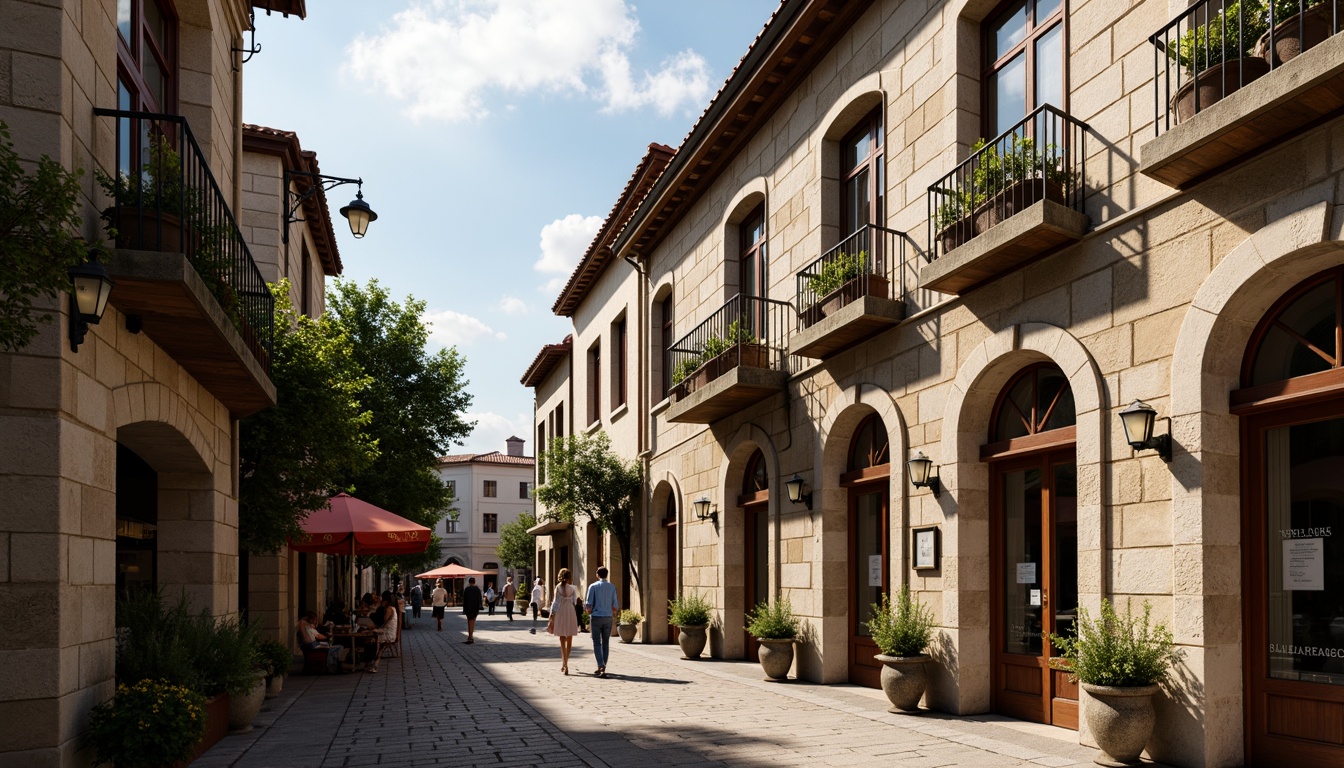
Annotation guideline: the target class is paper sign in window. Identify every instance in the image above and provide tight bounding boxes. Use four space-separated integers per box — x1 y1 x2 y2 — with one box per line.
1284 538 1324 591
868 554 883 587
1016 562 1037 584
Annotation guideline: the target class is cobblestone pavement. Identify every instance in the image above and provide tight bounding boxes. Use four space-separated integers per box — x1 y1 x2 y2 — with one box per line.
195 610 1107 768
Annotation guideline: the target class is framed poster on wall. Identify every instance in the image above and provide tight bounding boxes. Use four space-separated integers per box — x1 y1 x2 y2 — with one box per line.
912 526 940 570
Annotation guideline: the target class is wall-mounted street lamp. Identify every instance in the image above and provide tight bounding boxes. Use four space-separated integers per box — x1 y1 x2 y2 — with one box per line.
68 251 114 352
784 474 813 510
907 451 941 498
1119 399 1172 462
692 496 718 525
282 169 378 244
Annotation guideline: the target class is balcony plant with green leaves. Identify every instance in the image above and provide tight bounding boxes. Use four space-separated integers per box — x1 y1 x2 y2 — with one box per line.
808 250 867 298
670 319 760 386
1168 0 1268 72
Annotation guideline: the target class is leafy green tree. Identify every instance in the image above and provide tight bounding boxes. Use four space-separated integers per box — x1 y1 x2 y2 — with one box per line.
0 121 100 351
534 432 642 593
327 279 474 574
496 512 537 573
239 281 376 553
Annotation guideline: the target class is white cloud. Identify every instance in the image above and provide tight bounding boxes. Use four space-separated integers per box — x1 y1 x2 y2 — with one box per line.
533 213 602 293
345 0 711 121
464 411 534 455
422 308 507 347
496 296 528 314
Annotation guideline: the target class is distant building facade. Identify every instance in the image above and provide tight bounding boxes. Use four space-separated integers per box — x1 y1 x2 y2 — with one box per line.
435 437 536 589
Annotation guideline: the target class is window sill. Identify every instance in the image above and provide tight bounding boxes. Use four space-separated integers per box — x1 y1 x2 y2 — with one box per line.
584 419 603 435
610 402 629 422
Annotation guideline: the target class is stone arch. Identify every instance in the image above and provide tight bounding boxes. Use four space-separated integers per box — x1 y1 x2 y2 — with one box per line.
711 422 781 660
937 322 1105 716
1165 200 1340 768
113 381 216 470
649 475 684 642
810 383 907 684
719 177 769 302
814 72 885 252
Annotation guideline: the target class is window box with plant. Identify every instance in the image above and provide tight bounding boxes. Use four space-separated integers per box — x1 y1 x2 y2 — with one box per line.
745 599 800 681
670 319 765 398
1049 599 1176 767
969 135 1074 235
1257 0 1334 66
669 592 713 659
804 250 890 322
617 609 643 643
867 586 936 712
1166 0 1272 123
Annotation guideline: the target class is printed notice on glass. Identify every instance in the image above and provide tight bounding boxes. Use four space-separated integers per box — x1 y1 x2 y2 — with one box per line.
1283 538 1324 591
868 554 883 587
1016 562 1037 584
1029 589 1041 607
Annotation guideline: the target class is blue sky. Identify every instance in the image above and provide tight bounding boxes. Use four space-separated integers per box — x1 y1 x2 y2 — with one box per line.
245 0 780 456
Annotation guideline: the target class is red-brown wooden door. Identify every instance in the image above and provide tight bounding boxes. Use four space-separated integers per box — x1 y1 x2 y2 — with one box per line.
743 498 768 660
848 476 889 688
991 449 1079 728
665 516 678 644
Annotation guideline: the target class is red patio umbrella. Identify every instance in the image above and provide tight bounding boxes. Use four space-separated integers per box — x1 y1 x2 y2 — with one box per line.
415 563 486 580
288 493 431 606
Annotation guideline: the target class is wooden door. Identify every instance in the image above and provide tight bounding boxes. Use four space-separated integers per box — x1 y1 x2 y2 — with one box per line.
665 518 678 644
991 449 1079 728
743 499 768 660
1243 401 1344 765
848 478 889 688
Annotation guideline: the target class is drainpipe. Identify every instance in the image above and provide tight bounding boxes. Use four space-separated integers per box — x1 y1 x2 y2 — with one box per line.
625 249 652 633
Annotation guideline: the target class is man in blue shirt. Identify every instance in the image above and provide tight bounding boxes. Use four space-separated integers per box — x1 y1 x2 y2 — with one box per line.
584 566 620 677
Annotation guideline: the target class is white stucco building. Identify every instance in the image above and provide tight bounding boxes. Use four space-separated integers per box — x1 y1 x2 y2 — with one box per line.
434 437 536 589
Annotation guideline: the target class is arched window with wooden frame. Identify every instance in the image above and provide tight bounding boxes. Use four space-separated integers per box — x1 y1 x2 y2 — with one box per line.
1242 267 1344 390
739 205 767 299
846 413 891 475
841 109 884 238
988 362 1076 450
983 0 1065 138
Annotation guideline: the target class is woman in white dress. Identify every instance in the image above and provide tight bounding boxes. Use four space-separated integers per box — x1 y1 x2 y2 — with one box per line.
367 590 399 673
547 568 580 674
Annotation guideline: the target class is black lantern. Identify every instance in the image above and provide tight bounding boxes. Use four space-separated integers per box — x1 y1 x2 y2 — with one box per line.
692 496 717 524
68 252 115 352
907 451 941 498
784 474 812 509
339 190 377 238
283 170 378 244
1119 399 1171 462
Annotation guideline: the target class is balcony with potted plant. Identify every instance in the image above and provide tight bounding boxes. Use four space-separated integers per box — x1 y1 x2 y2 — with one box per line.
921 106 1090 295
790 224 906 359
1143 0 1344 188
665 294 791 424
94 108 276 417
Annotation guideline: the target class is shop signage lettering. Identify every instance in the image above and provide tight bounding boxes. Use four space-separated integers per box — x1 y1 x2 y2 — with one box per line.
1280 527 1332 539
1270 644 1344 658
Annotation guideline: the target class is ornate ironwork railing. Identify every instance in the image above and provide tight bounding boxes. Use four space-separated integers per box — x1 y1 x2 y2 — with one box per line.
94 108 274 369
1150 0 1342 134
926 105 1088 262
667 294 791 400
795 224 904 330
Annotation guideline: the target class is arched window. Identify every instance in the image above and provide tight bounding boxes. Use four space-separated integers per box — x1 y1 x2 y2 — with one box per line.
847 414 890 472
1243 268 1344 388
742 449 768 495
841 110 883 237
739 205 767 298
990 363 1075 443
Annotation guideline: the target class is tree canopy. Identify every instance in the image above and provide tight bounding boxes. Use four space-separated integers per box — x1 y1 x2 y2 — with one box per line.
534 432 642 590
496 512 536 572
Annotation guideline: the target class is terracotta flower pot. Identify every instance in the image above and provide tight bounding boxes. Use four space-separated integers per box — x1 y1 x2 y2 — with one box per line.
1259 4 1334 66
1081 683 1160 766
1171 57 1271 123
757 638 795 680
227 672 268 733
819 275 890 318
105 206 195 253
973 179 1066 234
617 623 638 643
677 624 708 659
875 654 929 712
936 217 976 254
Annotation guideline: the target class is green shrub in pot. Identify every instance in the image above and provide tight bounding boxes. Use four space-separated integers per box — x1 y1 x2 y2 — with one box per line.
745 599 800 640
669 592 713 627
867 586 935 657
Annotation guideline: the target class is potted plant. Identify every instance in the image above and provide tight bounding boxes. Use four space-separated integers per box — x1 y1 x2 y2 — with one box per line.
867 586 936 712
187 613 266 733
934 189 978 253
95 134 201 253
617 609 643 643
669 592 713 660
257 638 293 698
745 599 800 681
806 250 888 322
1258 0 1331 65
670 352 707 397
1169 0 1271 123
972 135 1073 233
701 320 766 378
87 678 208 768
1049 599 1176 767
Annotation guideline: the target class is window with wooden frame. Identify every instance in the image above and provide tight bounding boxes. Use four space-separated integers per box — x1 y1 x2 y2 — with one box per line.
613 315 628 409
483 513 498 533
536 424 546 483
989 363 1076 445
841 110 884 237
587 342 601 425
983 0 1066 138
555 403 565 438
742 449 769 496
117 0 177 115
519 481 531 499
848 414 891 473
739 205 767 298
445 517 459 533
1244 268 1344 389
483 480 497 498
660 295 675 398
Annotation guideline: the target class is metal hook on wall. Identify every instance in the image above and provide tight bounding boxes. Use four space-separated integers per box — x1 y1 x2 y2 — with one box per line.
232 10 262 71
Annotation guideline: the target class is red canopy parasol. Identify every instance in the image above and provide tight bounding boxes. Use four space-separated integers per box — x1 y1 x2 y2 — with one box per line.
415 563 486 580
289 493 431 556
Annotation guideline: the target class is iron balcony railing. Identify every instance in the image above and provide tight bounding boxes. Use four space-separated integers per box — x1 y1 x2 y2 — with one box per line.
667 294 792 400
795 224 904 330
926 105 1088 262
1151 0 1341 134
94 108 274 369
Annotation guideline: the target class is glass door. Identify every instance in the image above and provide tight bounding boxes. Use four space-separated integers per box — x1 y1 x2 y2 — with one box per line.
744 500 768 660
848 483 888 688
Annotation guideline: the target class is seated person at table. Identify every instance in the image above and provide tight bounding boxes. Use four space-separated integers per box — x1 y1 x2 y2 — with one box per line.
297 611 346 672
355 594 378 628
366 591 400 674
323 600 350 627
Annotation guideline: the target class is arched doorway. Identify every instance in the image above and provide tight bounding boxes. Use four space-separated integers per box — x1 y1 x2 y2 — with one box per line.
846 414 889 688
740 449 769 660
1237 268 1344 765
985 363 1078 728
664 492 679 644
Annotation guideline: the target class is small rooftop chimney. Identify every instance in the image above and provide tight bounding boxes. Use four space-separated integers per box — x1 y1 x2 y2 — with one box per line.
505 436 525 457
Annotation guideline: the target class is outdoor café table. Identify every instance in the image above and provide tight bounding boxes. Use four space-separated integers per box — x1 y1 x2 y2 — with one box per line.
330 628 377 671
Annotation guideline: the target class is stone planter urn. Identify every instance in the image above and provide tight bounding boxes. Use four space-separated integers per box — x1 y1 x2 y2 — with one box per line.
875 654 929 712
265 674 285 699
677 625 708 659
1080 683 1160 766
227 672 268 733
757 638 794 680
617 623 639 643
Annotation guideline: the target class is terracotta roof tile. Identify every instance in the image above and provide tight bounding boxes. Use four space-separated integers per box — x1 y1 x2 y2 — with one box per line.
520 334 573 387
242 124 343 276
437 451 536 466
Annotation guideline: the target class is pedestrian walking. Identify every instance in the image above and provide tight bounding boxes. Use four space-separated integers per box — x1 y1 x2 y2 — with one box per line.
485 584 497 616
410 582 423 624
431 578 448 632
462 577 483 643
529 578 544 634
502 576 517 621
547 568 581 674
585 566 619 678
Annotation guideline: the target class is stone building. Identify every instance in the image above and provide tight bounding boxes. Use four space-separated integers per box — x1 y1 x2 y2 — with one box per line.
434 437 536 590
0 1 323 764
522 0 1344 765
